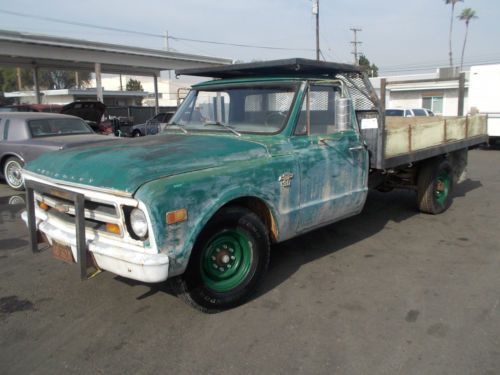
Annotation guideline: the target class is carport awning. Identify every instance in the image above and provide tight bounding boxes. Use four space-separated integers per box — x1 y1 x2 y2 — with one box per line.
0 29 232 75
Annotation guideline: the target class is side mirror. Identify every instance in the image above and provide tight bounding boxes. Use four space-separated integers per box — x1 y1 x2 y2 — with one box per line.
335 97 353 131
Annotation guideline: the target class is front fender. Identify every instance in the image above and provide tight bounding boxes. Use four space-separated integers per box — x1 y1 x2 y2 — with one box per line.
134 156 300 277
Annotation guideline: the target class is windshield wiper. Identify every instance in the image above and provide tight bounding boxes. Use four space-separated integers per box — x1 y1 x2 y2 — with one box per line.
204 121 241 137
166 122 188 134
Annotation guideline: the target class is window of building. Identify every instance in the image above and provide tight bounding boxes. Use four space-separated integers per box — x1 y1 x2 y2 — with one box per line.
422 96 443 115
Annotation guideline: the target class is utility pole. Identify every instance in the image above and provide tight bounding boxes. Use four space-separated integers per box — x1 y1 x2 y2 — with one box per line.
312 0 320 61
165 30 172 80
164 31 169 51
350 28 362 65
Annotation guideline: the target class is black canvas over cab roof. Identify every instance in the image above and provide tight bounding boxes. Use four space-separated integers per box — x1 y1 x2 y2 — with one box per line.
176 58 365 79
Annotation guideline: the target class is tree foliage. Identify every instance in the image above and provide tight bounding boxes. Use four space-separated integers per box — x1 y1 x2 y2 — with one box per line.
359 55 379 77
0 67 91 93
458 8 478 71
126 78 144 92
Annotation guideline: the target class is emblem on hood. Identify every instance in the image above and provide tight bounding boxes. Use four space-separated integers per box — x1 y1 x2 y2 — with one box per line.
278 172 294 188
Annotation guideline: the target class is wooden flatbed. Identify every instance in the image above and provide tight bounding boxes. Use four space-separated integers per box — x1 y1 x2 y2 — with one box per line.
382 115 488 168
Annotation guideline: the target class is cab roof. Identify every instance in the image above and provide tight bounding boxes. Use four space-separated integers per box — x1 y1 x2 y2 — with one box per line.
176 58 365 79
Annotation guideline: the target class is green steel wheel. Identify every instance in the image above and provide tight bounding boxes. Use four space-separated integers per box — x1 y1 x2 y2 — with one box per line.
200 229 253 293
417 158 453 214
3 157 24 191
435 171 451 206
179 206 270 313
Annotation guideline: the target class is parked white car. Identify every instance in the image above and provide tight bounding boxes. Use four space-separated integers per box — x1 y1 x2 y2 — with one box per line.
385 108 435 117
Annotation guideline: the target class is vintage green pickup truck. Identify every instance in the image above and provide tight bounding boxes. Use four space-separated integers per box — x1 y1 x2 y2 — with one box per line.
22 59 488 312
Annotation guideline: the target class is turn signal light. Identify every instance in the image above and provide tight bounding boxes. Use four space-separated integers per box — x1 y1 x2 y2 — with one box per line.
166 209 188 225
106 223 121 235
38 202 49 211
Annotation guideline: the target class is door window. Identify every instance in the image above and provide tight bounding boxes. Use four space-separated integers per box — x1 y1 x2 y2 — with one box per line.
294 84 343 135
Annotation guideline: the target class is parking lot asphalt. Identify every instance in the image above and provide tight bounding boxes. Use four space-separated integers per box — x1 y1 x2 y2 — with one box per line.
0 148 499 375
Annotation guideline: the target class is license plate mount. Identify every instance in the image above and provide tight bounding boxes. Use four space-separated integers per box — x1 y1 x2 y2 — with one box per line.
52 242 75 264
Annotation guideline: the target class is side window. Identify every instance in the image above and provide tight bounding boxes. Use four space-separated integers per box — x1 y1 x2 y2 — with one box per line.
294 84 341 135
2 119 9 140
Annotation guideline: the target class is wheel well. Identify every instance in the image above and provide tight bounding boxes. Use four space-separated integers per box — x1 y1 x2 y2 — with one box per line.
220 197 278 243
0 154 22 173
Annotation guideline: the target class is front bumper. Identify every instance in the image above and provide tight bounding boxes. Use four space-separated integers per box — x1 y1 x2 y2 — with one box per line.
22 210 169 283
22 175 169 283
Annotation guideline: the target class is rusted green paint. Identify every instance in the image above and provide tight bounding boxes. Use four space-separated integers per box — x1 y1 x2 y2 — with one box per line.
26 135 270 194
25 76 369 278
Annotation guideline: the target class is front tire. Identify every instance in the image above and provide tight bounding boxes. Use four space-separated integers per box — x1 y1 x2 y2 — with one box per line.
417 158 453 214
132 130 142 137
3 157 24 190
179 206 270 312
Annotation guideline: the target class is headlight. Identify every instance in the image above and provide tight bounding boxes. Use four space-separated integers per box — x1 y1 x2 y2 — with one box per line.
130 208 148 238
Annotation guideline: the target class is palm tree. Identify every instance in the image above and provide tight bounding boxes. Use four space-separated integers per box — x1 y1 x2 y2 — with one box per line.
458 8 478 71
445 0 463 67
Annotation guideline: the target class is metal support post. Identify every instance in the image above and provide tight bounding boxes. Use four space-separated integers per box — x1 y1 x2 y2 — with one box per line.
32 66 41 104
153 75 159 115
75 194 87 280
95 62 103 103
25 180 88 280
380 78 387 114
458 72 465 116
26 186 39 253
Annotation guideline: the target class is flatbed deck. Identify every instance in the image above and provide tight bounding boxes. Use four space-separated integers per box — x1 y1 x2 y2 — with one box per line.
382 115 488 168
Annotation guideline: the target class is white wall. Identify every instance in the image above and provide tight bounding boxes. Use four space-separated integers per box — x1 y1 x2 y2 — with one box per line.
469 65 500 113
91 75 193 107
387 89 468 116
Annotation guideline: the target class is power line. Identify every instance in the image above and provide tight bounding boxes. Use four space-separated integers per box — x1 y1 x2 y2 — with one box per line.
168 36 313 51
0 9 164 38
0 9 314 52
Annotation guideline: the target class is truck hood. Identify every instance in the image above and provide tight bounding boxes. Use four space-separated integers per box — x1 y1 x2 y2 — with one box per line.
24 134 269 195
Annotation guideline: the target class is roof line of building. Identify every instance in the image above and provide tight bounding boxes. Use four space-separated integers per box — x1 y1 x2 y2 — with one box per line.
0 29 232 65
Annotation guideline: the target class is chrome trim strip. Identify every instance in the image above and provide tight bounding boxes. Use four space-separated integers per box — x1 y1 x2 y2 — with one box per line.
22 169 133 197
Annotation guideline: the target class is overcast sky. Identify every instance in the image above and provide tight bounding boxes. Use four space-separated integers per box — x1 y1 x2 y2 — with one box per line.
0 0 499 74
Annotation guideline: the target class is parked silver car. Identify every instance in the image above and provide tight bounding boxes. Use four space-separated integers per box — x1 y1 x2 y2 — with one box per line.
0 112 112 190
129 112 174 137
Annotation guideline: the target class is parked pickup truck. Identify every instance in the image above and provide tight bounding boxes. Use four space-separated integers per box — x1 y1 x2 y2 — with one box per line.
22 59 488 312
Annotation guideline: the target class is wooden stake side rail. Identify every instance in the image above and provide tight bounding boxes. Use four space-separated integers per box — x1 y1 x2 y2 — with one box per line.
382 115 488 169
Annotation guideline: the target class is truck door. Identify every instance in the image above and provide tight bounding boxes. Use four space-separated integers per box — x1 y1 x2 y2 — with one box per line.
290 83 369 232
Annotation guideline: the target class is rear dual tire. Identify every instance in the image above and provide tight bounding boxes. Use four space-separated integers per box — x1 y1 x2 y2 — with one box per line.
417 158 453 214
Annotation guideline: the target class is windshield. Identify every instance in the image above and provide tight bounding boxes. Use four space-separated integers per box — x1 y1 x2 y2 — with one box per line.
412 109 427 116
169 83 299 134
28 118 94 137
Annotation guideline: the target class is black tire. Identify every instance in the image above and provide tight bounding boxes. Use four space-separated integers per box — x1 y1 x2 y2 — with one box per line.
417 158 453 214
3 156 25 190
132 130 142 137
178 206 270 313
376 184 394 193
